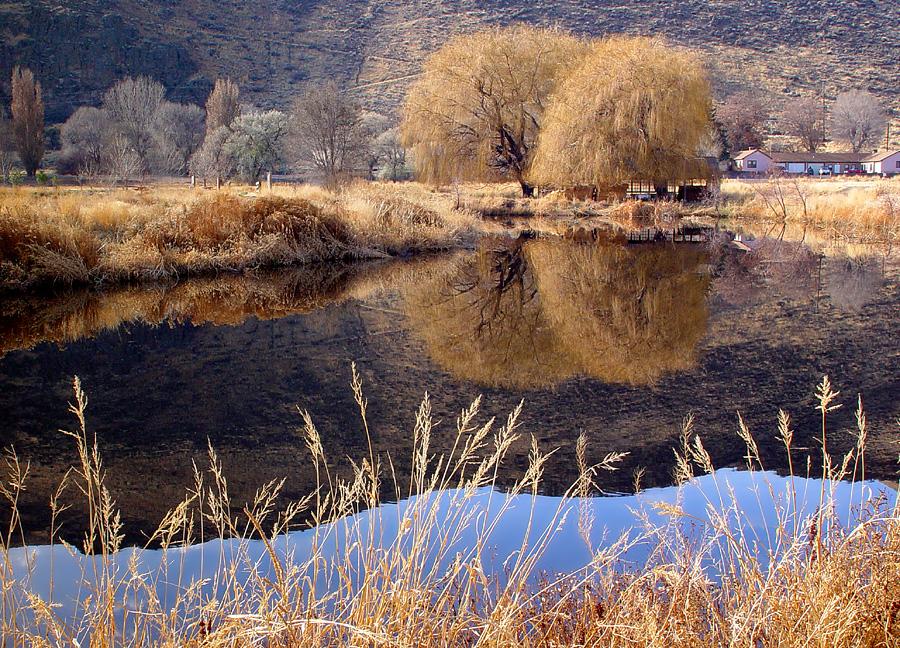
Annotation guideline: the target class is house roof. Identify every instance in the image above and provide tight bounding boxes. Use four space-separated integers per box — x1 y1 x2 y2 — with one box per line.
733 149 770 161
862 150 900 162
769 152 864 164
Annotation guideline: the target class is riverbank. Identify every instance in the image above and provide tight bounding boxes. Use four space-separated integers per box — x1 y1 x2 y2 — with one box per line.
0 183 480 291
1 177 897 291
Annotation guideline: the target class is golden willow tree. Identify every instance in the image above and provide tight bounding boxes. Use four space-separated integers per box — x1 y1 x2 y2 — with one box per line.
401 26 587 197
530 37 713 193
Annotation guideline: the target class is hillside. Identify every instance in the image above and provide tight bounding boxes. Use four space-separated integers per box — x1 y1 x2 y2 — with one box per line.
1 0 898 125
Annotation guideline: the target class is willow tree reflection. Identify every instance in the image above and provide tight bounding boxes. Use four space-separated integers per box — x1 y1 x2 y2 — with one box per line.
404 237 711 389
404 237 574 389
530 239 710 385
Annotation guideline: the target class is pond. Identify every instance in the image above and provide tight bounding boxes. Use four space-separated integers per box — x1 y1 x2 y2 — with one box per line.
0 231 898 546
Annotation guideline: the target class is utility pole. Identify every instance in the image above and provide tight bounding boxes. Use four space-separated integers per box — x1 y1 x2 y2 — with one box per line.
820 82 827 150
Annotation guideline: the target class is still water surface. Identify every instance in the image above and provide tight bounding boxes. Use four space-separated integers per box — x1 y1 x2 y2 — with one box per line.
0 233 897 544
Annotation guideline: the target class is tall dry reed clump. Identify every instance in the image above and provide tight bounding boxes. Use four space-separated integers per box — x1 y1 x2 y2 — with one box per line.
0 185 476 291
0 371 897 647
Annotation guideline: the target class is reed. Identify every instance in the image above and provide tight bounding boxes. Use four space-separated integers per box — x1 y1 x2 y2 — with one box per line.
0 372 896 647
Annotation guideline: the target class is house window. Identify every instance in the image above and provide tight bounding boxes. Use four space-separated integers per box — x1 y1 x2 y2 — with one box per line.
747 159 757 169
895 160 900 169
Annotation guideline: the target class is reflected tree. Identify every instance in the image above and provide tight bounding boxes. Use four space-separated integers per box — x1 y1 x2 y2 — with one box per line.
404 237 573 389
404 237 712 388
530 240 711 385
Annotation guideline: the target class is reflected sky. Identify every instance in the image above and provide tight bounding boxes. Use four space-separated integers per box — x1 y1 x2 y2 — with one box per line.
3 470 896 638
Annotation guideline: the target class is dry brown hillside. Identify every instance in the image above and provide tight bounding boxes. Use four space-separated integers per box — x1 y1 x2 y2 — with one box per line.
1 0 898 126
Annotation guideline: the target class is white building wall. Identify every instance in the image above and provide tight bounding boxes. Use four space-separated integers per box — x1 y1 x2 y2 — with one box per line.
875 152 900 175
736 151 771 173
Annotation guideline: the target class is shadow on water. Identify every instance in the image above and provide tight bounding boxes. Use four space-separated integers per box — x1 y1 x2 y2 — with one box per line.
0 233 898 545
0 258 442 357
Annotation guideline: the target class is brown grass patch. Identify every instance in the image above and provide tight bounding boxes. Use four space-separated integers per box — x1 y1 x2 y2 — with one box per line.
0 184 476 290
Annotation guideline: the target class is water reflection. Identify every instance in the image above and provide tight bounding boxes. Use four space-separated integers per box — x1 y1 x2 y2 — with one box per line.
404 236 710 388
0 258 442 356
0 233 896 545
827 256 884 311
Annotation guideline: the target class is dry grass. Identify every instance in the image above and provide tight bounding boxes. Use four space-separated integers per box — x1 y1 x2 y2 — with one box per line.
2 176 897 291
0 183 478 291
0 373 897 646
720 177 900 247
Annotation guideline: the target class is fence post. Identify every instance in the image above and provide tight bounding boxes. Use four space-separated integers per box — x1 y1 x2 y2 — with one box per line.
190 175 195 188
216 176 221 190
266 171 272 191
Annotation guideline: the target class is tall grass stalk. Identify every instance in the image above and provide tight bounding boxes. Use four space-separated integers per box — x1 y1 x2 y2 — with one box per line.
0 374 897 646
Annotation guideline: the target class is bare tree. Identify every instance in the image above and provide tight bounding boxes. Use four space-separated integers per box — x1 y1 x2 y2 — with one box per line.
291 82 367 183
102 76 166 167
59 106 110 175
781 97 825 152
374 128 410 181
223 110 289 182
150 102 205 175
105 134 143 186
696 124 725 159
531 36 712 192
401 26 587 196
832 90 887 153
205 78 240 135
189 125 235 183
360 111 390 180
717 91 768 153
11 66 45 176
0 107 15 183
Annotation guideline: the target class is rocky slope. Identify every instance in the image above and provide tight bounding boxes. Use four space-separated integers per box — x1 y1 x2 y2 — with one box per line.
2 1 898 125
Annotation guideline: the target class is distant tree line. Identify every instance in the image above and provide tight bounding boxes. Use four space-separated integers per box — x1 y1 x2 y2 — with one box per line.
0 69 410 185
716 87 889 154
0 37 892 186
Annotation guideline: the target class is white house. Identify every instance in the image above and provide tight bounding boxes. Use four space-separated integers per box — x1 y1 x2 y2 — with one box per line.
732 149 772 173
731 149 900 176
862 150 900 176
769 152 864 175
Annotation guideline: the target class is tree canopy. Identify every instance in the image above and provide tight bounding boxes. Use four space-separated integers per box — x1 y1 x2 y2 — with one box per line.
401 25 587 195
205 78 240 135
530 36 713 190
291 81 367 183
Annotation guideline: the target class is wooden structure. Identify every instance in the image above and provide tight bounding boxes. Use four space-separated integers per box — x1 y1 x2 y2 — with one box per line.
556 157 720 203
626 225 712 244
